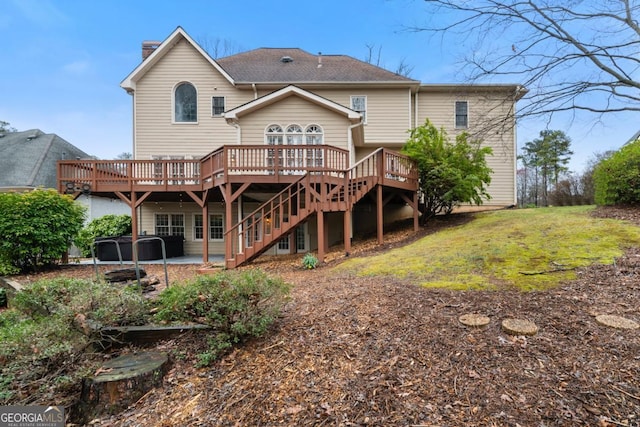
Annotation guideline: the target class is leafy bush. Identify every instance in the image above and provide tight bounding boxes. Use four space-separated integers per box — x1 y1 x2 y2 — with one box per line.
0 288 6 308
402 119 493 223
154 269 290 365
75 214 132 257
0 278 149 402
302 253 319 269
594 139 640 205
0 189 85 273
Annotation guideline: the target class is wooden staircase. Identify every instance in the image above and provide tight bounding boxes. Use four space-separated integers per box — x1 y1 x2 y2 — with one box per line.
224 156 379 269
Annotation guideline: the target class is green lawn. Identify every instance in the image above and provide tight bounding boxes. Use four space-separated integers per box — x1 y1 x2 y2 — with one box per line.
333 206 640 291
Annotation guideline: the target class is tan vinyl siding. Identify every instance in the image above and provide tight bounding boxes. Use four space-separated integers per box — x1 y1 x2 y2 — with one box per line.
236 96 352 150
139 203 235 256
134 39 253 160
416 89 517 206
309 88 412 145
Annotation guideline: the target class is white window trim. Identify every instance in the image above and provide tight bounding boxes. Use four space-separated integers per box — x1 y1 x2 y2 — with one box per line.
211 96 226 118
154 213 185 237
193 212 225 241
455 100 469 129
350 95 367 125
172 81 199 125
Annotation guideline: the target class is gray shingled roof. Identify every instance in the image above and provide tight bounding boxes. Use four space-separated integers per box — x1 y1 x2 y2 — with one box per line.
216 48 418 84
0 129 91 189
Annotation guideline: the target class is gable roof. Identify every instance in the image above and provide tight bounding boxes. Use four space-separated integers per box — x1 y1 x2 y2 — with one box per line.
0 129 91 190
217 48 419 85
121 27 419 91
120 26 235 91
224 85 362 122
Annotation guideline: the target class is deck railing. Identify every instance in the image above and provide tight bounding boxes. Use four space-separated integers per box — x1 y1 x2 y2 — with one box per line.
57 145 416 194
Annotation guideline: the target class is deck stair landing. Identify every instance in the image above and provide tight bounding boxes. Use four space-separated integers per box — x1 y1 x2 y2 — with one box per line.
224 149 409 268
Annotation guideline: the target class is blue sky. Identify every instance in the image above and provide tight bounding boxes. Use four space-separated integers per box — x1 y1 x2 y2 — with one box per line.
1 0 636 173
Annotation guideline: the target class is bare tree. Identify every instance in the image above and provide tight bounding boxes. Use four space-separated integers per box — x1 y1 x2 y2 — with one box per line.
364 43 415 77
413 1 640 120
197 36 244 59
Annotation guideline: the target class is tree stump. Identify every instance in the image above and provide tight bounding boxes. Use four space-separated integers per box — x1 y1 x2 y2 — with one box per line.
80 351 169 416
595 314 639 330
104 268 146 283
501 318 539 336
459 313 490 328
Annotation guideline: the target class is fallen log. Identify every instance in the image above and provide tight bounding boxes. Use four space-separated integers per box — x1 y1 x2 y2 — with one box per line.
104 268 146 283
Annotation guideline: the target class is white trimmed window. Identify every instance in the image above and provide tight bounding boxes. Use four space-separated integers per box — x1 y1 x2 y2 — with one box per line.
350 95 367 124
155 213 185 236
174 82 197 122
193 213 224 240
455 101 468 128
212 96 225 117
305 124 324 167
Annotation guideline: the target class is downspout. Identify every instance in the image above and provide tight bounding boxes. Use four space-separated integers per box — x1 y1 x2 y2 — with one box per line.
252 83 258 100
414 88 419 128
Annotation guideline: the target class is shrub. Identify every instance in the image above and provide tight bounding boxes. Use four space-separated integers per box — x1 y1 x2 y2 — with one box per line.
0 189 85 273
594 139 640 205
75 214 132 257
302 253 319 269
402 119 493 223
154 269 290 365
0 278 149 402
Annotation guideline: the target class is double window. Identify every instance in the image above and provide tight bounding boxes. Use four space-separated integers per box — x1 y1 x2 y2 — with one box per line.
155 214 185 236
193 213 224 241
455 101 468 128
174 83 197 123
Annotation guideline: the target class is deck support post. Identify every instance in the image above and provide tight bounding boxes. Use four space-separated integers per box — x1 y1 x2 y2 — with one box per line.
343 209 352 256
317 211 326 262
130 192 138 263
376 184 383 245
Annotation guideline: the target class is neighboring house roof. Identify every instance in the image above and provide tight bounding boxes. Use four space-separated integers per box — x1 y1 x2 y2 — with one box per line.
0 129 91 190
625 129 640 145
216 48 419 85
121 26 419 92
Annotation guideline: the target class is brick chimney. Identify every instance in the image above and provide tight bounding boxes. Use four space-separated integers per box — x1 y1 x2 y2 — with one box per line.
142 41 162 60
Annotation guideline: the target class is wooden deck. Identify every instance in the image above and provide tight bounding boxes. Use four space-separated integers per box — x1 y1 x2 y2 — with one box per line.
57 145 419 267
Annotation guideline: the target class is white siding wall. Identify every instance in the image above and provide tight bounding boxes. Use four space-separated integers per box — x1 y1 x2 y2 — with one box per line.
415 89 517 206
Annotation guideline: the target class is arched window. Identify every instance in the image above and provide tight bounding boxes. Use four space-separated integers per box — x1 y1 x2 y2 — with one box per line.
305 124 323 145
265 124 283 145
174 82 197 122
286 124 303 145
265 124 284 170
305 125 324 167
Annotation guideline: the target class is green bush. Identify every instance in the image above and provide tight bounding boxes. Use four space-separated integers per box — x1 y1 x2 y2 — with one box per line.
75 214 132 257
0 278 149 402
594 140 640 205
302 253 319 269
0 189 85 273
402 119 493 223
154 269 290 365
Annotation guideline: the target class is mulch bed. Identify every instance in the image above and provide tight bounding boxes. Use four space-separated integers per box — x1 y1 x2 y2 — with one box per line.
9 206 640 426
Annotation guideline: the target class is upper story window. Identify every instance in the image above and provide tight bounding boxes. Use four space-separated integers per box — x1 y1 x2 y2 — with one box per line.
305 124 323 145
351 95 367 124
265 124 284 145
174 82 197 122
286 124 303 145
212 96 225 117
455 101 468 128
